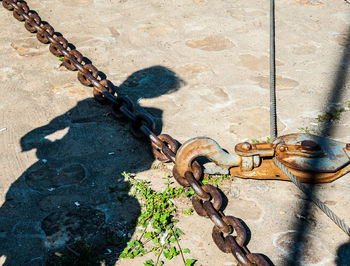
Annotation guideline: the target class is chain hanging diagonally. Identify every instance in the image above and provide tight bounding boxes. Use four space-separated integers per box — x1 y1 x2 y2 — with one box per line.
173 162 270 266
1 1 269 264
1 0 178 163
268 0 350 236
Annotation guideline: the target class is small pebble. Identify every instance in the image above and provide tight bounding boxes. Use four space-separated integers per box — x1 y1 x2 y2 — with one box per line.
0 128 7 133
74 201 80 206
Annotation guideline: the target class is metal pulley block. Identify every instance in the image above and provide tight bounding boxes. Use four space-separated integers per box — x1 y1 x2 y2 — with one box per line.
174 133 350 183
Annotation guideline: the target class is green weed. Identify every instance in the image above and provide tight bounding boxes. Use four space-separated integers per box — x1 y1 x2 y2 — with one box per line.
251 137 271 144
183 208 193 216
202 174 232 186
297 127 315 134
184 187 196 197
317 106 345 122
119 172 196 265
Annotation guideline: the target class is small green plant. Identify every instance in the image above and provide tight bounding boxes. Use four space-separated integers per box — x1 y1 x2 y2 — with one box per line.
183 208 193 216
184 187 196 197
297 126 315 134
348 101 350 109
162 175 174 186
119 172 196 265
202 174 232 186
152 163 166 170
251 137 271 144
58 55 64 62
317 106 345 122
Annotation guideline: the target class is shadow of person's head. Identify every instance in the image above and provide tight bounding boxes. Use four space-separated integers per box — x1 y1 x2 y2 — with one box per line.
118 65 184 100
117 65 184 135
20 65 183 154
336 241 350 266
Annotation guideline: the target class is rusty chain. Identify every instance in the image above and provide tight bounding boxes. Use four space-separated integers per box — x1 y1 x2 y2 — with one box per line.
173 162 269 266
1 1 269 264
1 0 178 162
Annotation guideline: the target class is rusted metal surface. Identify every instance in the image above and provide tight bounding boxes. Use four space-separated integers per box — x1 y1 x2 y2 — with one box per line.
1 1 269 264
235 142 274 157
346 143 350 151
151 134 178 162
174 137 241 178
230 158 284 180
174 161 269 265
274 134 350 172
1 0 179 164
235 134 350 183
172 134 349 261
230 159 350 183
175 135 350 184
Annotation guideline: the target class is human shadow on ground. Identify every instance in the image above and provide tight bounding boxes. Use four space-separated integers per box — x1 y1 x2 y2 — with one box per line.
336 242 350 266
0 66 182 265
286 24 350 265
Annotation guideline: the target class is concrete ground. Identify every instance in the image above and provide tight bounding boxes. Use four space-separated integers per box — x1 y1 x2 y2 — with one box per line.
0 0 350 265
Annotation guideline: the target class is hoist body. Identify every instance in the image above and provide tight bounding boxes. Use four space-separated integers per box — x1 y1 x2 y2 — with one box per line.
174 133 350 183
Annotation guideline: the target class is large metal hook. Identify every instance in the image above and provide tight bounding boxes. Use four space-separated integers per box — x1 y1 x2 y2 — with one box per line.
174 137 241 178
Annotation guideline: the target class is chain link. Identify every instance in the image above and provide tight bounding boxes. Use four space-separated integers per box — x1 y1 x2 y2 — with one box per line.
2 1 269 264
1 0 177 162
179 161 269 265
192 184 222 216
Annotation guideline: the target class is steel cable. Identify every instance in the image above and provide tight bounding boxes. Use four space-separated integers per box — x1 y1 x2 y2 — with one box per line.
270 0 277 139
273 158 350 236
269 0 350 236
